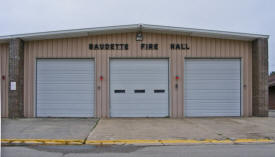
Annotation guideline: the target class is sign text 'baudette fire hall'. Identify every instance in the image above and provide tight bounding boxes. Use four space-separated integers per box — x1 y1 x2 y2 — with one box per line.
89 43 190 50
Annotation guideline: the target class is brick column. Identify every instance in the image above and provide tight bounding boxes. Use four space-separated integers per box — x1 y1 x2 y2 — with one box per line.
8 39 24 118
252 38 269 116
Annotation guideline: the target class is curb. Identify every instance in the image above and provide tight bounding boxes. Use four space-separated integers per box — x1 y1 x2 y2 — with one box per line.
1 139 84 145
1 138 274 146
85 139 275 145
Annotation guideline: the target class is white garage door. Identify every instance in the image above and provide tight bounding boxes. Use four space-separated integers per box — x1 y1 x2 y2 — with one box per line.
184 59 241 117
36 59 94 117
110 59 169 117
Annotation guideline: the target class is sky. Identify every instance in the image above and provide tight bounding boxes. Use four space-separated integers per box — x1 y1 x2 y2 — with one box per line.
0 0 274 72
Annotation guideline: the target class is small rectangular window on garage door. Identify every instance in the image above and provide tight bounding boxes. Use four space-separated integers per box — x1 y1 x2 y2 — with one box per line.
134 89 145 93
154 89 165 93
114 89 126 93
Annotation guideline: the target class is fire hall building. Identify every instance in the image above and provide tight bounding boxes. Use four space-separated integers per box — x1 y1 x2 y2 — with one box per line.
0 24 269 118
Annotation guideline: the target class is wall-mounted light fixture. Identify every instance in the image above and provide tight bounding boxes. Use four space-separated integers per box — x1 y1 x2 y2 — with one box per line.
136 32 143 41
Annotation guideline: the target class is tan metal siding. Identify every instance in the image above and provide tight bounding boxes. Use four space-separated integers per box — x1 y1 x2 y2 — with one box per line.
1 44 9 117
23 32 252 117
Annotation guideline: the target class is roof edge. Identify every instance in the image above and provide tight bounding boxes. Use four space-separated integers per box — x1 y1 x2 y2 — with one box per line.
143 24 269 39
0 24 269 43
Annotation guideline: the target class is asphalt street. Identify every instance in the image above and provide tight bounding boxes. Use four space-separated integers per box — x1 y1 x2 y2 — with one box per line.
2 144 275 157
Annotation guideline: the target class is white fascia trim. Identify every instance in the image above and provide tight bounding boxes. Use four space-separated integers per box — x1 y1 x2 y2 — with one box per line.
0 24 269 43
0 24 138 42
142 24 269 40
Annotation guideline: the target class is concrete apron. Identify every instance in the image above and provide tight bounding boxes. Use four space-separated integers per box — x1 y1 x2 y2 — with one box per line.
2 118 275 146
1 118 98 145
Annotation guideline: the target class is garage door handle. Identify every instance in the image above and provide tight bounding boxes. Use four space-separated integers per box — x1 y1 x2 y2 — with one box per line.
154 89 165 93
134 89 145 93
114 89 126 93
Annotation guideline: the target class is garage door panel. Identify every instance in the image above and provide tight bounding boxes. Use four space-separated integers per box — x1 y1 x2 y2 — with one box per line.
38 69 91 73
111 89 167 94
185 112 240 117
37 95 93 101
185 60 240 66
184 59 241 117
185 93 240 100
184 72 240 77
110 59 169 117
112 77 167 81
36 59 94 117
185 105 240 110
38 77 92 82
112 94 168 98
111 82 167 86
185 102 240 108
185 100 240 104
39 69 92 72
112 76 167 82
185 83 240 90
184 75 240 80
111 103 168 108
37 113 93 117
38 85 94 92
111 87 167 91
185 79 240 84
111 110 168 114
185 68 240 73
111 111 168 117
38 106 93 111
185 89 240 95
38 83 93 92
38 90 93 94
185 69 240 74
112 97 167 103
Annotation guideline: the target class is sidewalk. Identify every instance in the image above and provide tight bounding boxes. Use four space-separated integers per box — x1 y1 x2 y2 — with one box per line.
1 118 98 140
2 117 275 145
87 118 275 141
